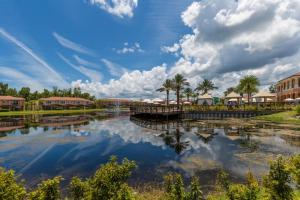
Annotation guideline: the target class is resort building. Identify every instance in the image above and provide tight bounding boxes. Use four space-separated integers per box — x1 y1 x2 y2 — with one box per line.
198 93 213 105
0 96 25 111
276 72 300 101
96 98 133 108
39 97 94 110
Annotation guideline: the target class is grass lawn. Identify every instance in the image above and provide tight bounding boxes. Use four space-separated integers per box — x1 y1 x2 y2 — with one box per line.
256 110 300 124
0 108 107 116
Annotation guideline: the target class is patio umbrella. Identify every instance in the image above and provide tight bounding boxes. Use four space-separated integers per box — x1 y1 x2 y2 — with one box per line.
284 98 294 102
169 101 177 105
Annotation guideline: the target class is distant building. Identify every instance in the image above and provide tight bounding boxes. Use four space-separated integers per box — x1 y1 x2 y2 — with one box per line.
0 96 25 111
276 72 300 101
96 98 133 108
39 97 94 109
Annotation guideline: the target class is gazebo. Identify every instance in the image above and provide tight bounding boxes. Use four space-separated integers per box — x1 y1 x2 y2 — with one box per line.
198 93 213 105
252 91 276 102
225 92 242 104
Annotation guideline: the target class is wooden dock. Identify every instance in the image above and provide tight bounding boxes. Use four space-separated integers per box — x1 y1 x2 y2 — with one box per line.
130 105 181 119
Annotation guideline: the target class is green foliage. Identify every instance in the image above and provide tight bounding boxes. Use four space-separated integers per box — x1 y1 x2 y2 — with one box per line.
227 184 249 200
0 168 27 200
164 174 204 200
216 171 230 191
295 105 300 116
69 176 89 200
237 75 260 102
28 176 62 200
172 74 189 106
164 173 186 200
0 82 96 101
263 156 294 200
188 176 204 200
195 79 218 95
286 154 300 188
68 156 136 200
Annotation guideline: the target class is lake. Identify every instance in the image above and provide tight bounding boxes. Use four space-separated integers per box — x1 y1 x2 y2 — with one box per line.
0 112 300 192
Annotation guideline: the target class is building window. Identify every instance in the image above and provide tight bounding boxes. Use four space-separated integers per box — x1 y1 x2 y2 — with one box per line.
284 82 286 90
292 79 295 88
298 78 300 87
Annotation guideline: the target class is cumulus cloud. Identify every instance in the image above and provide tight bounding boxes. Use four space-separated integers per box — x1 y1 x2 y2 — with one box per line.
114 42 144 54
71 64 167 98
89 0 138 18
75 0 300 97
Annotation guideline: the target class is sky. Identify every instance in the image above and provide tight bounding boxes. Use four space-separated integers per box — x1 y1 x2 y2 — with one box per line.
0 0 300 98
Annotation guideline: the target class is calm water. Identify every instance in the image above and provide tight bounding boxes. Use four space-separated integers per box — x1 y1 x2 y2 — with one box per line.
0 112 300 191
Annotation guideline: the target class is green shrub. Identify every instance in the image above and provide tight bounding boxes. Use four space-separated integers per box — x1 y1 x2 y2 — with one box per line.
216 170 230 192
28 176 62 200
296 105 300 115
68 156 136 200
263 156 294 200
188 176 204 200
227 184 249 200
0 168 27 200
286 154 300 188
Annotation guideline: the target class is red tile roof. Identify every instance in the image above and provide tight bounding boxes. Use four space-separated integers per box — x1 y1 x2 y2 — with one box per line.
40 97 92 102
0 96 25 101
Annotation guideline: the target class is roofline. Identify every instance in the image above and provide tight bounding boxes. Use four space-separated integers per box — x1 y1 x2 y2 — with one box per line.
277 72 300 83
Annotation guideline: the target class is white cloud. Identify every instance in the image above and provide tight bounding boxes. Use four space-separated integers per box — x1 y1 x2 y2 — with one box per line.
114 42 144 54
73 0 300 98
0 28 69 89
58 53 102 82
101 58 128 77
0 66 45 90
89 0 138 18
53 32 95 56
71 64 167 98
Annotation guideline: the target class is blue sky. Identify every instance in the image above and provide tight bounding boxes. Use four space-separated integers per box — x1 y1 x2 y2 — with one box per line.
1 0 300 98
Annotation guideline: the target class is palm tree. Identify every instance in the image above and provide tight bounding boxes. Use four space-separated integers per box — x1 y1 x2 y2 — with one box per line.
195 79 218 95
172 74 189 108
237 75 260 103
156 79 173 106
183 88 193 102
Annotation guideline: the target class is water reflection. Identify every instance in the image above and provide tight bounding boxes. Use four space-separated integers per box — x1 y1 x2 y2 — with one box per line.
0 114 299 189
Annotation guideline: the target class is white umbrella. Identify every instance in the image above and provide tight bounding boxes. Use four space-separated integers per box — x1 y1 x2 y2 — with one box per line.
169 100 177 105
284 98 294 102
142 99 153 103
183 101 192 105
152 98 164 103
228 98 238 102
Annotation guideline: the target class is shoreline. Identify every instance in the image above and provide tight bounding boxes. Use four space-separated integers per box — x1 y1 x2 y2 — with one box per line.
0 108 107 117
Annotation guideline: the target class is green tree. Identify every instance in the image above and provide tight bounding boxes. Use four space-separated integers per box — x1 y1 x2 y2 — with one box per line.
195 79 218 95
6 88 18 96
286 154 300 188
263 156 293 200
0 82 9 95
269 84 276 93
183 88 193 102
0 168 27 200
157 79 173 106
216 170 230 192
172 74 189 108
18 87 31 101
237 76 260 103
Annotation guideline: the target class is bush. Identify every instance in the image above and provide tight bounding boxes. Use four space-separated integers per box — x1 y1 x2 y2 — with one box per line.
0 168 26 200
263 156 294 200
28 176 62 200
286 154 300 188
296 105 300 115
69 156 136 200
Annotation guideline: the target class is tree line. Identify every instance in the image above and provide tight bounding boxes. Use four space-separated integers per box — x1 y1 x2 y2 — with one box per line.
0 154 299 199
0 82 96 101
157 74 263 106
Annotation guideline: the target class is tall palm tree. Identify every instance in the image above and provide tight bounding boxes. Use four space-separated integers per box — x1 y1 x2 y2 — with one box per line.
195 79 218 95
172 74 189 108
237 75 260 103
156 79 173 106
183 88 193 102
